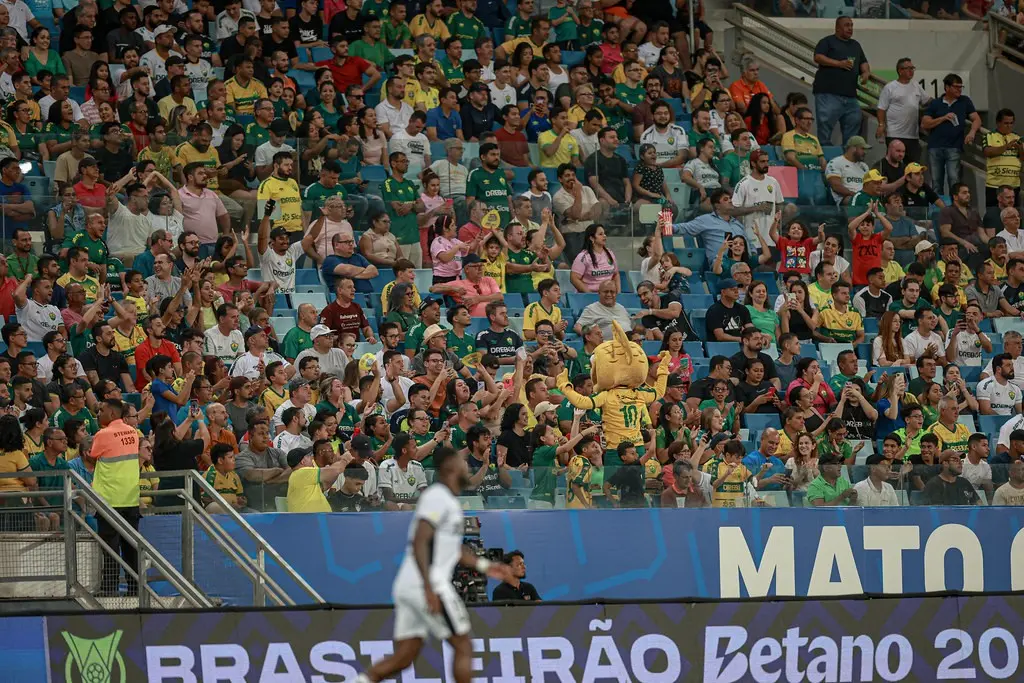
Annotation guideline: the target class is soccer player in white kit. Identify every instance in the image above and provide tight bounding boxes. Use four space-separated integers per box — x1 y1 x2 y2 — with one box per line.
355 447 514 683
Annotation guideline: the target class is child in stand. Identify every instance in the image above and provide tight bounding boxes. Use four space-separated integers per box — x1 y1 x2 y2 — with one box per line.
847 200 893 286
655 252 692 296
122 269 150 316
480 232 507 293
702 438 762 508
771 219 816 275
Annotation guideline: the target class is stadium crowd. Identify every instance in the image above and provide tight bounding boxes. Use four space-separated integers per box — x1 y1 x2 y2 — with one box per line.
0 0 1019 528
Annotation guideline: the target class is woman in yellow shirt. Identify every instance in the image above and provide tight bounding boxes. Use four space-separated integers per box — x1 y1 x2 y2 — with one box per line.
21 408 47 458
0 414 32 493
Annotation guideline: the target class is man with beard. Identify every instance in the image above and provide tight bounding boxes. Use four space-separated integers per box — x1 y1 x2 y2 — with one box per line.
460 82 501 142
134 315 182 385
638 100 688 168
731 149 784 251
175 123 245 227
257 151 306 243
978 353 1022 416
465 142 512 227
629 74 664 141
491 550 541 601
826 135 871 206
635 280 698 341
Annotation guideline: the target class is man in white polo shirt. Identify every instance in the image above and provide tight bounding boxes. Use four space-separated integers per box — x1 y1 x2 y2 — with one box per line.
203 302 245 363
373 74 414 138
13 274 65 342
229 326 295 381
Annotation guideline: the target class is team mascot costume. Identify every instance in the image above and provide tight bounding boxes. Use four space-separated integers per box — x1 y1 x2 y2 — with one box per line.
558 321 671 467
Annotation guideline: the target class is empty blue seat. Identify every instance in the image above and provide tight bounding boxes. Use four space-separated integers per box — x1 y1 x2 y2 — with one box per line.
666 97 687 121
745 413 782 432
822 146 843 161
274 293 289 309
503 293 526 308
706 342 737 358
683 341 705 357
568 293 599 309
681 294 713 310
295 269 320 285
362 165 387 182
642 341 662 356
797 169 829 206
675 249 706 273
618 294 641 308
980 415 1013 436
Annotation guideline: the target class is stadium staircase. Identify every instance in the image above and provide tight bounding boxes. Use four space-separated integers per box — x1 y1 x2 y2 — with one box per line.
0 469 323 611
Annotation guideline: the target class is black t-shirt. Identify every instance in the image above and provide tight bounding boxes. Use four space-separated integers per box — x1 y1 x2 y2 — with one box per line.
687 376 736 404
735 380 777 414
106 27 145 60
176 31 216 64
812 34 867 98
607 463 646 506
328 12 366 44
461 102 501 141
641 295 699 341
79 347 130 388
921 475 979 505
256 14 277 37
651 65 687 99
1004 282 1024 313
219 35 249 64
853 287 893 319
872 157 905 185
330 490 378 511
263 34 298 61
583 151 629 204
705 301 752 339
475 328 522 359
902 184 940 211
472 463 508 499
842 402 874 440
492 580 541 601
290 14 324 45
729 351 777 383
155 438 204 471
497 429 531 468
94 145 134 184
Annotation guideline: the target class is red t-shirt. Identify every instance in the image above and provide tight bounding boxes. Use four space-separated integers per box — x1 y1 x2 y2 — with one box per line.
217 279 261 303
0 277 16 318
316 57 372 94
776 237 814 274
852 232 884 286
321 299 369 341
74 181 106 209
494 127 530 167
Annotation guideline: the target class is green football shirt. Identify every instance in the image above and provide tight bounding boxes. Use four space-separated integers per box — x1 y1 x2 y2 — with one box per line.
301 181 347 219
505 248 537 293
465 167 511 226
447 11 486 41
381 175 420 245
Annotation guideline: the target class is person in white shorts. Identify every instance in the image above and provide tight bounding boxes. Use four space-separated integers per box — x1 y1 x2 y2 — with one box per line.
355 447 514 683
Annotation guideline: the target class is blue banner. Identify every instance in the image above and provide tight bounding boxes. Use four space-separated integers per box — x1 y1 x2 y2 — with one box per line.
141 507 1024 606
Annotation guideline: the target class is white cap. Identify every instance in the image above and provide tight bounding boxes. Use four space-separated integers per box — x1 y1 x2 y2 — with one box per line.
153 24 176 37
310 324 334 340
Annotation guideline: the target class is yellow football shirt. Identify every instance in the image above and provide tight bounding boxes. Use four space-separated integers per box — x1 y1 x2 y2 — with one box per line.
537 129 579 168
928 421 971 454
286 466 332 512
56 272 100 304
523 301 561 335
482 252 506 292
175 142 221 190
113 324 147 366
224 77 269 116
818 307 863 343
257 175 303 233
260 387 290 415
985 131 1022 189
409 14 451 39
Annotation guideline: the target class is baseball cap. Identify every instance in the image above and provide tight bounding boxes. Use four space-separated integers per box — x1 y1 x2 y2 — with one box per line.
469 82 489 93
718 278 739 290
914 240 935 254
905 162 927 174
666 374 685 387
845 135 871 150
244 325 266 342
288 377 310 392
533 401 558 416
153 24 176 38
862 169 885 183
286 446 313 468
709 433 731 449
269 119 291 135
865 453 886 466
422 323 445 343
310 324 334 341
165 55 185 68
269 226 289 239
418 297 441 312
463 253 483 268
349 434 373 459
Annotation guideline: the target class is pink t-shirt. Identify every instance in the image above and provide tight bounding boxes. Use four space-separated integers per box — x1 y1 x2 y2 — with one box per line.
446 276 501 317
430 236 467 278
571 249 617 292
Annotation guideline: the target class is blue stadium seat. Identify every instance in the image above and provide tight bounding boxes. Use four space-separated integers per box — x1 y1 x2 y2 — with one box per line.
291 292 328 309
310 47 332 62
568 293 599 310
666 98 687 122
681 294 713 310
675 248 705 273
504 293 526 308
745 413 782 432
979 415 1012 435
642 341 662 356
362 165 387 182
799 342 819 359
706 342 737 357
683 342 705 357
295 269 320 286
822 146 843 162
797 169 829 206
274 293 289 309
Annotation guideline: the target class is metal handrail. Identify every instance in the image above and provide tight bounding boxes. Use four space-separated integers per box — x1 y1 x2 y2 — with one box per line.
63 470 214 609
141 469 325 606
989 13 1024 67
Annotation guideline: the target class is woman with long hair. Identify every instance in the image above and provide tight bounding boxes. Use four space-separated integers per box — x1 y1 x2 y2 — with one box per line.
917 381 942 428
698 379 738 433
151 409 210 507
194 277 225 332
314 81 341 130
570 224 619 293
43 99 77 157
384 282 417 334
166 104 197 145
356 106 387 166
419 170 454 263
498 403 532 470
86 61 117 103
873 311 910 366
787 357 836 416
788 385 826 437
147 191 185 243
296 109 335 184
511 43 534 86
723 111 761 152
656 403 688 464
632 143 671 207
583 45 604 85
46 184 85 244
25 27 63 83
779 280 819 341
743 92 783 146
942 364 980 414
746 281 781 343
359 210 401 269
658 328 693 383
209 234 239 287
698 406 726 447
786 432 819 493
63 419 87 460
872 372 912 438
712 233 771 276
21 408 47 457
214 123 257 226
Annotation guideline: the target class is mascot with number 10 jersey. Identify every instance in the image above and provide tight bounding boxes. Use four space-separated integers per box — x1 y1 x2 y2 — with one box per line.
558 321 670 466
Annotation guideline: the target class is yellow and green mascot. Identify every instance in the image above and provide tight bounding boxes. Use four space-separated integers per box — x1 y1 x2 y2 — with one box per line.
558 322 670 466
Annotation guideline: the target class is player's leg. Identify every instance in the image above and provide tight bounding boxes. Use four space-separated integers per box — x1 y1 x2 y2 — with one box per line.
359 638 424 682
447 634 474 683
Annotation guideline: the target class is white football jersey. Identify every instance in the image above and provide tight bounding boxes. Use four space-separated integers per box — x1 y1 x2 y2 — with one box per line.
639 124 688 165
977 377 1021 416
394 483 464 590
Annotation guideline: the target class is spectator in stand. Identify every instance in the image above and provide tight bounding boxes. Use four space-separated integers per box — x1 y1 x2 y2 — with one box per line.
728 56 774 114
570 224 619 293
553 162 604 258
939 183 987 267
966 262 1018 318
921 449 979 505
848 202 893 286
780 106 825 171
705 277 752 342
573 280 631 341
681 138 722 208
825 135 870 205
875 57 930 162
817 282 864 344
854 453 900 506
853 266 893 319
320 276 378 344
986 187 1021 243
671 189 746 266
902 163 946 214
903 308 946 364
812 17 870 146
872 140 908 195
921 73 981 195
983 109 1023 207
